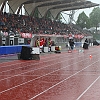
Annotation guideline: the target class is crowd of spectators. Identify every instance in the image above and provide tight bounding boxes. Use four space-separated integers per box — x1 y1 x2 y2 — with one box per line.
0 12 85 37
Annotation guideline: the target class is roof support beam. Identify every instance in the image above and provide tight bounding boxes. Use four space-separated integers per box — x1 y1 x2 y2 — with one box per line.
0 0 6 13
16 4 22 15
7 2 14 14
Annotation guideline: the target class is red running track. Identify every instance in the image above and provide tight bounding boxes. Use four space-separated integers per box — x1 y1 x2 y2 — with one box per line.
0 46 100 100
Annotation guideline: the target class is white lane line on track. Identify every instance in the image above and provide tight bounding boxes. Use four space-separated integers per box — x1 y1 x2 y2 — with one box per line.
0 47 96 68
0 48 97 76
0 52 70 74
0 51 88 82
0 52 64 67
1 50 71 68
0 46 97 76
0 48 97 75
0 54 99 94
29 60 100 100
0 48 98 82
0 47 90 75
76 76 100 100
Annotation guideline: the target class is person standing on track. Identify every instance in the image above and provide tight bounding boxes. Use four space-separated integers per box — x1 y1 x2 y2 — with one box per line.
83 38 89 49
69 39 75 50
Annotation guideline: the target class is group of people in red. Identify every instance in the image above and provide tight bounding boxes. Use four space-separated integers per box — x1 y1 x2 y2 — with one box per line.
35 37 52 52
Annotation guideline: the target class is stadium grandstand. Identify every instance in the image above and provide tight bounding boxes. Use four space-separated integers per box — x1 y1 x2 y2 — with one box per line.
0 0 99 47
1 1 100 100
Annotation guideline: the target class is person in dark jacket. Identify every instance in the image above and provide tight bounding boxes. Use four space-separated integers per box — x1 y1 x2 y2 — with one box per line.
69 39 75 50
83 38 89 49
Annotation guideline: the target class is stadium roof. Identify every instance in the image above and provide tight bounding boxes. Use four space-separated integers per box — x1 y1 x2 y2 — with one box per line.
0 0 99 19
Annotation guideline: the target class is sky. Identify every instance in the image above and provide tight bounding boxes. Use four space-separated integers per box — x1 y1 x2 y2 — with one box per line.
62 0 100 23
